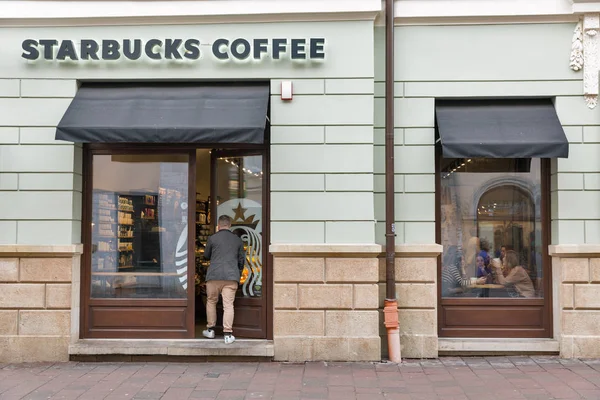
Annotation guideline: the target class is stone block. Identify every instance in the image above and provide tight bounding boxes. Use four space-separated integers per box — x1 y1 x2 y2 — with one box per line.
591 259 600 283
353 284 379 309
273 257 324 283
273 337 314 362
395 257 436 283
561 258 589 283
574 285 600 308
562 284 574 309
20 258 72 282
273 284 297 309
0 311 18 335
325 258 379 283
560 336 574 358
398 309 436 335
20 79 77 98
46 284 72 309
273 311 324 336
325 221 375 244
573 336 600 358
562 311 600 335
298 284 353 309
400 335 423 359
312 337 350 361
325 310 379 336
396 283 436 309
19 311 70 335
0 336 69 362
0 284 45 308
422 335 438 358
0 258 18 282
348 337 381 361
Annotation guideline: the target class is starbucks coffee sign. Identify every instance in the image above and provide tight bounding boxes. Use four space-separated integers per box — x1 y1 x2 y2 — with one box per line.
21 38 326 62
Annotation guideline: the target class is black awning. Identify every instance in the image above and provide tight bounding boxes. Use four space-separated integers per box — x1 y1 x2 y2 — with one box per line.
56 83 269 144
436 99 569 158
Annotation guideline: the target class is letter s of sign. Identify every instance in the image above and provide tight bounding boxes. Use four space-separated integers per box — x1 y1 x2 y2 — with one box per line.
183 39 201 60
22 39 40 60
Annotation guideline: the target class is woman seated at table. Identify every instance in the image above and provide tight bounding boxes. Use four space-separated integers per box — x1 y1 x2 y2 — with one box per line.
490 250 535 298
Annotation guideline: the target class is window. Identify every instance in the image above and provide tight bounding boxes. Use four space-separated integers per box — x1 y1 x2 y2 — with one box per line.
91 154 189 299
440 158 543 299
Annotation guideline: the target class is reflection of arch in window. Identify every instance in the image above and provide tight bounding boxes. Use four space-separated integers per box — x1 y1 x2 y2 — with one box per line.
475 182 535 266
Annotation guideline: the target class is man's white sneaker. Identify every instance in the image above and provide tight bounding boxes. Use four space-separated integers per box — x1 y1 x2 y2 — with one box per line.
202 329 215 339
224 334 236 344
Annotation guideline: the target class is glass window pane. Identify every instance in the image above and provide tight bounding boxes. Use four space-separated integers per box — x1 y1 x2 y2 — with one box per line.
91 154 189 299
215 155 263 298
440 158 543 299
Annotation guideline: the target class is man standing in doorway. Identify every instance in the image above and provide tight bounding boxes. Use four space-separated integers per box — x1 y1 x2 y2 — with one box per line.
203 215 246 344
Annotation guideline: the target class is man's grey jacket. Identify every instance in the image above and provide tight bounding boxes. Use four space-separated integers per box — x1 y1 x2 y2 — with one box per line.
204 229 246 282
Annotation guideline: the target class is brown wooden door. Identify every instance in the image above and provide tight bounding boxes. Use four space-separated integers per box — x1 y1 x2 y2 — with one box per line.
210 150 268 338
82 147 196 339
436 153 552 338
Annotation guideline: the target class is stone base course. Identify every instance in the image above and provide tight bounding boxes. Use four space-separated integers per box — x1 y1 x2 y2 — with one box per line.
271 245 382 361
551 245 600 358
0 245 81 362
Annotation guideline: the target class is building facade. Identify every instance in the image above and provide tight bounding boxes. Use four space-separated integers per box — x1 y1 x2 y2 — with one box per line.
0 0 599 362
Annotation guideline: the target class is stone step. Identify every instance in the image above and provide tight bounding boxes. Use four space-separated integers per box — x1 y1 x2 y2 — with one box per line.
70 338 274 357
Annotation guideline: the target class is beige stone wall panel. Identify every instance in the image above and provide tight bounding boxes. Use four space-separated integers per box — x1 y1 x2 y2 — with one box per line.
0 258 18 282
20 258 72 282
348 337 380 361
353 284 379 309
573 336 600 358
395 257 436 283
562 284 574 309
273 257 324 283
325 310 379 336
396 283 436 309
562 311 600 335
0 311 18 335
325 258 378 283
0 336 69 362
591 258 600 282
273 284 297 309
574 285 600 309
312 337 350 361
19 310 70 335
273 311 324 336
298 284 353 309
46 284 72 309
561 258 590 283
398 309 436 335
0 284 44 308
273 337 314 362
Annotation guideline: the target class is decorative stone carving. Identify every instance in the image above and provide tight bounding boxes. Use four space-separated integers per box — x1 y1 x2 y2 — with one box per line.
584 14 600 108
570 20 583 71
571 15 600 109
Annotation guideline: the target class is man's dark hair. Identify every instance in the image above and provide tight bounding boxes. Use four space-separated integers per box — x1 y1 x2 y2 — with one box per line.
218 215 232 227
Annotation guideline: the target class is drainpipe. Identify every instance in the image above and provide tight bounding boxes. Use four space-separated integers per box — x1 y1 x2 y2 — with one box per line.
383 0 401 363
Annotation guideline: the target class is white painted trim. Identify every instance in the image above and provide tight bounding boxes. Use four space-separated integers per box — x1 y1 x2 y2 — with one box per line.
395 0 573 19
0 0 381 26
439 338 560 354
549 244 600 255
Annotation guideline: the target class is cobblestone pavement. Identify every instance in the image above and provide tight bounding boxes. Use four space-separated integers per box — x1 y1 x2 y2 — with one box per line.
1 357 600 400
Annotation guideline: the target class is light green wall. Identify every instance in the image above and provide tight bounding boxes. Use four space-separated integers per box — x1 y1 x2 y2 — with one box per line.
374 22 593 245
0 20 376 245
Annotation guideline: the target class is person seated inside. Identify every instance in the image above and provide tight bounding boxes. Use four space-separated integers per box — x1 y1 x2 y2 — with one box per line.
490 250 535 298
441 245 471 297
475 254 492 283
